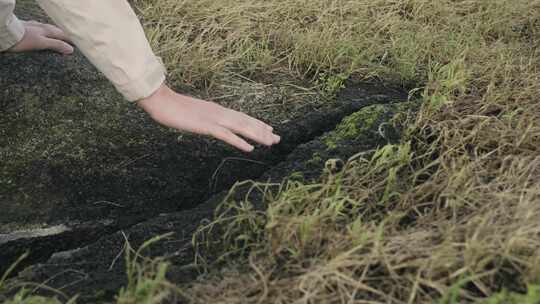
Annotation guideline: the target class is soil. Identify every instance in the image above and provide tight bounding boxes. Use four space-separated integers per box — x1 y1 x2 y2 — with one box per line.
0 1 413 302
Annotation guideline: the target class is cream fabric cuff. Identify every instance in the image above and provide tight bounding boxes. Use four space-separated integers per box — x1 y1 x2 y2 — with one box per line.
115 56 166 101
116 56 167 102
36 0 168 102
0 14 25 52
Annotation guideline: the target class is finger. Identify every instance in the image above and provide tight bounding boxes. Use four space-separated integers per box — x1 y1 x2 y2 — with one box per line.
230 120 274 146
218 111 277 146
43 24 72 43
43 38 74 55
250 116 274 131
258 120 275 132
249 116 274 132
211 126 254 152
236 117 280 146
239 113 279 141
273 133 281 144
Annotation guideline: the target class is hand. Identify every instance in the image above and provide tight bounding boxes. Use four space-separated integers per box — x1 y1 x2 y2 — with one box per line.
138 84 281 152
7 20 74 54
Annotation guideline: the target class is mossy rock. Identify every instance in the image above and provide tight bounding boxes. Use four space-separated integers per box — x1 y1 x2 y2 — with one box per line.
324 104 389 150
15 99 416 303
1 0 409 290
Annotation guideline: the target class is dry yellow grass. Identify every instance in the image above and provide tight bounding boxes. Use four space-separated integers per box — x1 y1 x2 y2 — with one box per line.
131 0 540 303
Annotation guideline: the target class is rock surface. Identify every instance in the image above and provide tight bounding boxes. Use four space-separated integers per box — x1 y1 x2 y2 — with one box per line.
0 0 407 278
19 101 417 303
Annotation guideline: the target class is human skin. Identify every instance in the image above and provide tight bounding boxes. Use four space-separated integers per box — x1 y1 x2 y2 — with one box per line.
7 20 73 54
7 21 281 152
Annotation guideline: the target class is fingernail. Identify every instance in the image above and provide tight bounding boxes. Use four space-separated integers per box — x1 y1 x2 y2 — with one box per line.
63 46 74 55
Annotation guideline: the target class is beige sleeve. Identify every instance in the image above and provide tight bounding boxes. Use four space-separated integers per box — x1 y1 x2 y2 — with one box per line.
36 0 167 101
0 0 25 51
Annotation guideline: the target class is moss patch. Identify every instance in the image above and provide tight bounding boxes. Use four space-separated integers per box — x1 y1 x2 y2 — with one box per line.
323 104 387 150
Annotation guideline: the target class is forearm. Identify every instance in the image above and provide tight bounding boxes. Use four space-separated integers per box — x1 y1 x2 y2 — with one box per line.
24 0 279 152
0 0 25 51
36 0 166 101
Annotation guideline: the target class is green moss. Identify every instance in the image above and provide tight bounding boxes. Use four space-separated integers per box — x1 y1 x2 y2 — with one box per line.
480 284 540 304
306 152 323 166
323 104 387 150
317 72 349 98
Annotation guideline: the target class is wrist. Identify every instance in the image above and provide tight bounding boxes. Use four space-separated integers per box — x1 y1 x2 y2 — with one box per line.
137 82 171 110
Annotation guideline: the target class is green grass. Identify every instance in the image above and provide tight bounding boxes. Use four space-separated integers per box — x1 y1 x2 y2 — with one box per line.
4 0 540 303
115 233 180 304
481 283 540 304
0 253 71 304
0 236 175 304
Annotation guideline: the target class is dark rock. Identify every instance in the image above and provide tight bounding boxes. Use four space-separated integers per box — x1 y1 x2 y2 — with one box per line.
0 1 407 276
17 101 418 303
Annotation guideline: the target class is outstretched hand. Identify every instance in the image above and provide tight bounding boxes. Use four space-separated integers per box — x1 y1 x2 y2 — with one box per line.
6 21 280 152
138 84 281 152
7 20 73 54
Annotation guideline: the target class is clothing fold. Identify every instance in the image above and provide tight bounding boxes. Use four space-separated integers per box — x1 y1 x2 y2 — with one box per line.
0 0 25 51
0 0 166 101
